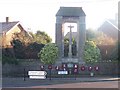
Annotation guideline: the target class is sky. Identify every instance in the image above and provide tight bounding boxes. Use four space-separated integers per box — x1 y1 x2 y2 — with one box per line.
0 0 119 42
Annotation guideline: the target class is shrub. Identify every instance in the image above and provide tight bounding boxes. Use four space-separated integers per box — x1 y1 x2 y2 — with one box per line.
83 41 101 63
38 43 58 65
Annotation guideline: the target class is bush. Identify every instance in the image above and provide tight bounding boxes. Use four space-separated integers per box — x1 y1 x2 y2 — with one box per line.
83 41 101 63
38 43 58 65
25 42 45 59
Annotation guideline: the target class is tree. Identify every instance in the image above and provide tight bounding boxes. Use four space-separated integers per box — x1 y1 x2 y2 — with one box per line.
29 31 52 44
83 41 101 63
86 29 97 41
86 29 116 45
25 42 44 59
109 42 119 60
13 31 33 46
94 31 116 45
12 39 25 59
38 43 58 65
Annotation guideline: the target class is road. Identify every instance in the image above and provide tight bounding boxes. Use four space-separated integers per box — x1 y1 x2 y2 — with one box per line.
30 81 119 88
2 77 120 89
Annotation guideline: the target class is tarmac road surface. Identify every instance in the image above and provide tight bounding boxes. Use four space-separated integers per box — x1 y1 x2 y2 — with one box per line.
30 81 119 88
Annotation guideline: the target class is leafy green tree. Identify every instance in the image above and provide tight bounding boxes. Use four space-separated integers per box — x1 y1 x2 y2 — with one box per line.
83 41 101 63
29 31 52 44
38 43 58 65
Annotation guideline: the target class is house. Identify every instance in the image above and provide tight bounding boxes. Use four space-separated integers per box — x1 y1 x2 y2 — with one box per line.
98 19 119 43
1 17 27 48
97 18 119 60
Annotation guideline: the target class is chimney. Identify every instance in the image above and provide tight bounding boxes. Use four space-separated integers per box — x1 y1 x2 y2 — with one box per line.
6 17 9 23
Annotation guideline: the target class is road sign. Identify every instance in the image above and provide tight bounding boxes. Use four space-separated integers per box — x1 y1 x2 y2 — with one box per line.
81 66 86 71
55 66 60 70
94 66 99 71
74 64 78 68
29 75 46 79
67 63 73 68
58 71 68 75
88 66 92 71
48 65 52 69
28 71 47 79
28 71 47 76
74 68 78 73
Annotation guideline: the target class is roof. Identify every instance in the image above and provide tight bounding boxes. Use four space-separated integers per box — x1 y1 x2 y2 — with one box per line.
98 20 118 39
56 7 86 17
64 32 77 41
0 21 19 32
107 20 118 30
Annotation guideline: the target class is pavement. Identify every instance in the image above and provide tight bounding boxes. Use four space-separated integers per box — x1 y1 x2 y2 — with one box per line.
2 76 120 88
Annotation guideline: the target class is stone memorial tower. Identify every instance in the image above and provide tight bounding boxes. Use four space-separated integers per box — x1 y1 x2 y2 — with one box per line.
55 7 86 64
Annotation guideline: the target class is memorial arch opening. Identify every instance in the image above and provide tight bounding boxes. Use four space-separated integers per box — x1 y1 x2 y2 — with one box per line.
55 7 86 64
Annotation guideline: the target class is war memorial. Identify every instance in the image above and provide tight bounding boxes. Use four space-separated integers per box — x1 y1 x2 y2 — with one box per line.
55 7 86 64
54 7 87 74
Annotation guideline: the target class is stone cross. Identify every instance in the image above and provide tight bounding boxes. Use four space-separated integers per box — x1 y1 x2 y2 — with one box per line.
68 25 74 58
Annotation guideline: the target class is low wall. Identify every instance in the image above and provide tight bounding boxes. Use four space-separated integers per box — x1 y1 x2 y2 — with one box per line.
2 59 119 77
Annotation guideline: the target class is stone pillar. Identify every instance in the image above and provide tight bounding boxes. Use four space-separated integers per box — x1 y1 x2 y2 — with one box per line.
78 16 86 63
55 16 64 59
76 21 79 57
62 23 64 57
